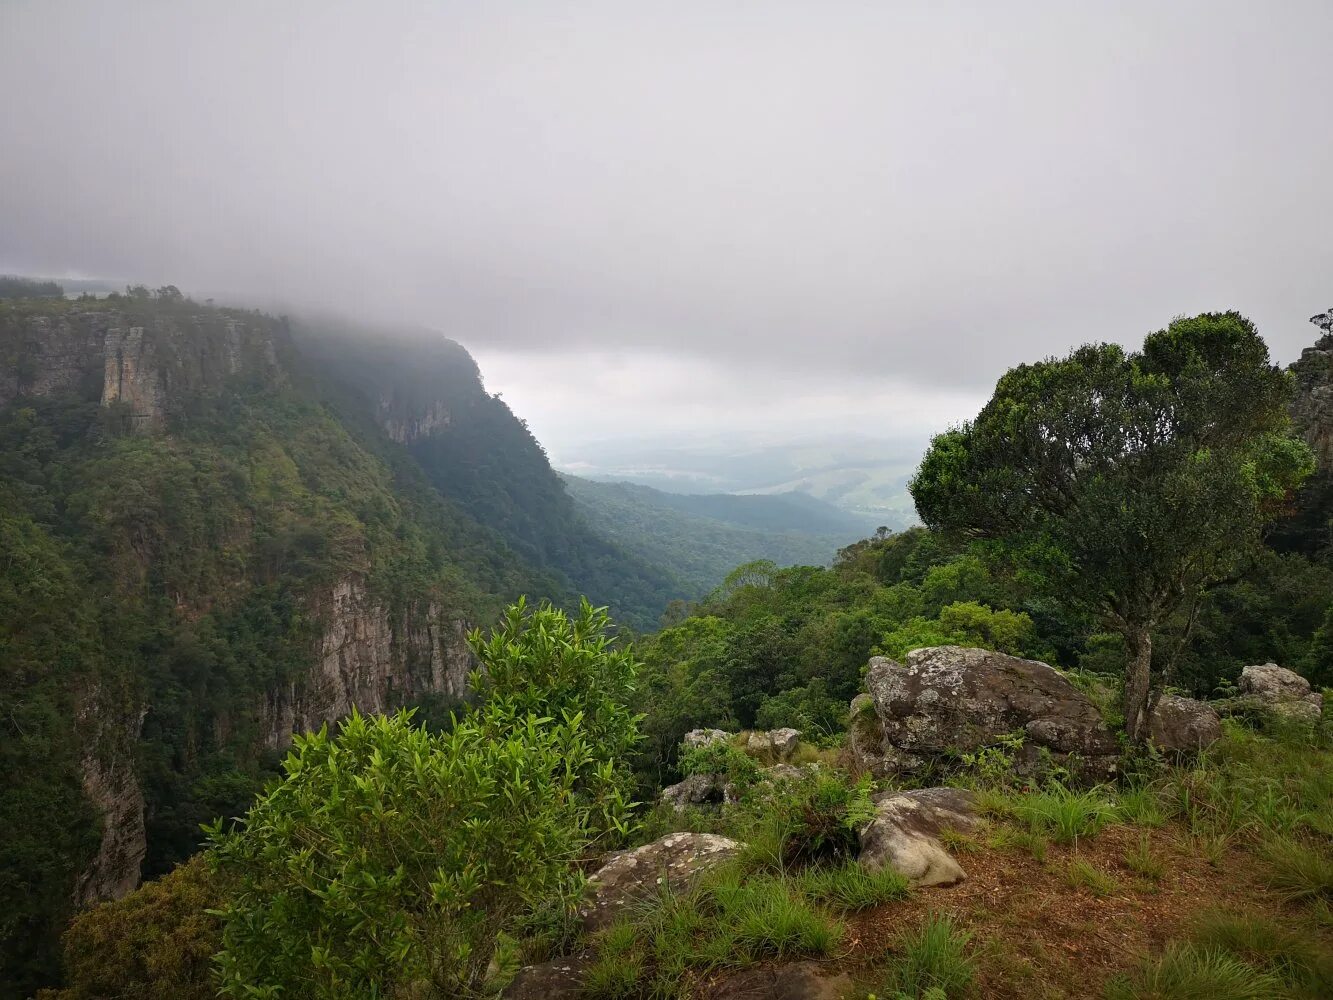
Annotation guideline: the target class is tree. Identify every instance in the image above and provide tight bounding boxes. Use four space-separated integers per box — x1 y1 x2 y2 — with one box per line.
910 312 1314 742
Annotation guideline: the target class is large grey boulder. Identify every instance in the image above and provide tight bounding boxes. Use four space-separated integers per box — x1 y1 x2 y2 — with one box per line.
683 728 730 750
1148 694 1222 753
864 647 1119 779
660 772 738 811
1234 663 1324 723
580 832 743 932
858 787 981 888
745 727 802 760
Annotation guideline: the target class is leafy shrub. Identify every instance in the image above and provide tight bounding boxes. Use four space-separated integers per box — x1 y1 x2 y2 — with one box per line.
45 857 225 1000
882 912 976 999
743 771 876 868
679 739 761 790
210 599 642 999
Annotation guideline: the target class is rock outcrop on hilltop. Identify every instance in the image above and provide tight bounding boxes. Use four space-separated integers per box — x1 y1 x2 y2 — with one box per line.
855 646 1120 781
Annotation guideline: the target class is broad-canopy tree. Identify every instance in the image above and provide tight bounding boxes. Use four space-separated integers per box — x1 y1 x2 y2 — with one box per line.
910 312 1314 742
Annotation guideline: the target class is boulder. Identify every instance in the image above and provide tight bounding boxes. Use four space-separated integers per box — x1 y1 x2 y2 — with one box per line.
745 727 802 760
683 728 730 751
1240 663 1316 700
858 787 981 888
1148 694 1222 753
1233 664 1324 723
580 832 743 932
503 954 591 999
864 647 1119 779
660 772 737 811
706 960 854 999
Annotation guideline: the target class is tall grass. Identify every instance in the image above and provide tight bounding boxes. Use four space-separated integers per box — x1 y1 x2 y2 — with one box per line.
1105 943 1286 1000
883 912 977 1000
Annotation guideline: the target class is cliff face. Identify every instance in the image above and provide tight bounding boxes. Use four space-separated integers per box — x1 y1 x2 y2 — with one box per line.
1291 332 1333 466
0 301 528 979
261 578 474 749
0 307 284 427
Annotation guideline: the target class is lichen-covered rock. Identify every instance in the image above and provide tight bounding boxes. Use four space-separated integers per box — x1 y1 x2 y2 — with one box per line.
744 726 802 761
683 728 730 751
1148 694 1222 753
660 772 738 811
580 833 743 932
858 787 981 888
864 647 1119 779
1234 663 1324 723
706 960 855 999
503 953 592 999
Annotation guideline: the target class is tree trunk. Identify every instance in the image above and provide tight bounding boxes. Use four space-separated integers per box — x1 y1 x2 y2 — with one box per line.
1123 626 1153 744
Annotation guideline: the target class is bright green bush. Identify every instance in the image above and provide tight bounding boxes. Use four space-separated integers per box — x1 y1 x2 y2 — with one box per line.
679 739 761 790
210 599 642 999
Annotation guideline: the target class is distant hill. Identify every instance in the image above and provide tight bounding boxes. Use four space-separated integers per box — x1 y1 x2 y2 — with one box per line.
561 475 881 596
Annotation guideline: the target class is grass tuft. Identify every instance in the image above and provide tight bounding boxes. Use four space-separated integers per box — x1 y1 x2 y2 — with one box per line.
1064 858 1119 898
1105 943 1288 1000
1009 784 1117 844
1260 836 1333 904
795 862 911 913
1190 909 1333 997
883 912 977 1000
1122 834 1165 882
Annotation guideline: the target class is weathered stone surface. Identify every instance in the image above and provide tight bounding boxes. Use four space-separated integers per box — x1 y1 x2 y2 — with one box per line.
260 577 475 750
683 728 730 750
745 726 802 761
580 833 743 932
73 695 147 907
706 960 854 999
1148 694 1222 753
864 647 1119 778
503 953 592 999
1234 663 1324 724
660 772 738 811
859 787 981 888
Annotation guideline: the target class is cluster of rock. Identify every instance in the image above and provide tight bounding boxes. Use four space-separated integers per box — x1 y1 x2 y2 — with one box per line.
659 726 806 811
1224 663 1325 724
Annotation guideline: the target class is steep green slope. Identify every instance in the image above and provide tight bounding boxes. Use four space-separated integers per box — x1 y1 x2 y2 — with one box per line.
560 475 870 595
290 320 685 629
0 298 551 994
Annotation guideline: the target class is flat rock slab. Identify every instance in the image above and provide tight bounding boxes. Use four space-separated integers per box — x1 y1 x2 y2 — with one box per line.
859 786 981 888
705 960 854 999
580 832 743 932
503 953 591 999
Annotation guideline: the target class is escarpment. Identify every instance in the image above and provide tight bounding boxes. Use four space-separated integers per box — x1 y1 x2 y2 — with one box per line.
0 297 547 983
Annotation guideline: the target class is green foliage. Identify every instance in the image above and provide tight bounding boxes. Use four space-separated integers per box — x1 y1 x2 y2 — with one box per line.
794 862 911 912
581 866 845 999
46 857 224 1000
882 912 977 1000
1123 835 1166 882
911 312 1314 741
743 771 876 868
679 739 761 790
1189 910 1333 998
210 599 642 998
1260 837 1333 904
1064 858 1120 897
0 274 64 298
1104 943 1287 1000
995 783 1118 845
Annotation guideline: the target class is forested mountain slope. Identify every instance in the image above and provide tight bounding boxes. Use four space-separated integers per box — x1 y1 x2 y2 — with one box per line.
291 320 684 630
561 475 879 595
0 296 580 993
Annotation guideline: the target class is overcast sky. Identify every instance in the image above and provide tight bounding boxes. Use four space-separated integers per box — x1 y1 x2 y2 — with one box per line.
2 1 1330 463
